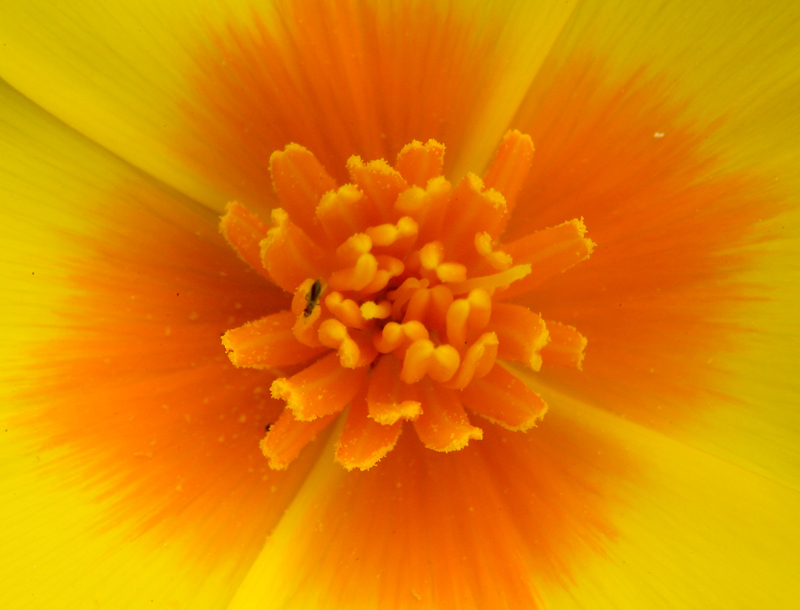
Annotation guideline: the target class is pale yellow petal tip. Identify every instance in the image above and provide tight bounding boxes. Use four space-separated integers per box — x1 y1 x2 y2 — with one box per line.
568 216 588 236
334 435 402 471
527 325 551 371
370 401 423 425
347 155 396 177
220 330 240 366
484 187 507 213
269 142 311 165
259 435 290 471
219 200 238 229
428 426 483 453
526 352 543 372
396 138 446 158
501 129 535 153
270 378 312 420
473 399 548 433
575 334 588 372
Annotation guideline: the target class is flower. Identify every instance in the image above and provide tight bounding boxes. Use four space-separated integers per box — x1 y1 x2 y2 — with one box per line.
1 1 800 609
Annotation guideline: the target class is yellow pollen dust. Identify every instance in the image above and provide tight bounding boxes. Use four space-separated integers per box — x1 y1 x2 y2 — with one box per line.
220 132 594 471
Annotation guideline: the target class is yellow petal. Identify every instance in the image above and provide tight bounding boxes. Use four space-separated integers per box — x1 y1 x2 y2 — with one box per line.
534 386 800 609
514 0 800 179
0 0 258 208
0 0 578 215
0 77 323 608
504 26 800 493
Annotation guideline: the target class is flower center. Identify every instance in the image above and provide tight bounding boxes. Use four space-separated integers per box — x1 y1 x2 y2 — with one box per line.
220 132 593 470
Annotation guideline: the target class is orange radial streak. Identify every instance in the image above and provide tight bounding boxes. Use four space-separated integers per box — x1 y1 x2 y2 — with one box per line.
495 218 595 299
260 208 333 293
459 364 548 431
540 320 588 370
487 302 550 371
335 386 403 471
271 353 367 421
184 0 503 208
22 186 311 570
270 143 338 245
222 310 328 368
366 354 422 424
413 379 482 452
219 201 273 281
261 407 339 470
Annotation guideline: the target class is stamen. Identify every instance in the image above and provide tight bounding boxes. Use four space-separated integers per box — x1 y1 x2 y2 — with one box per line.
444 332 499 390
435 262 467 283
415 177 451 244
395 186 428 214
374 320 430 355
540 321 588 370
260 208 332 293
413 380 482 452
316 184 379 245
317 319 376 368
219 201 273 282
261 408 339 470
359 255 404 295
482 130 535 221
487 303 549 371
346 156 408 219
325 292 368 329
271 353 367 421
388 277 429 318
373 322 405 353
335 387 403 471
419 241 444 270
426 344 460 383
222 311 326 368
446 299 470 347
475 231 513 271
465 289 492 332
336 232 372 263
447 264 531 295
400 339 435 384
328 252 379 291
366 217 418 246
442 173 507 261
403 287 430 323
496 218 595 299
223 134 592 470
394 139 446 187
361 300 392 320
399 340 459 384
428 285 454 328
460 364 547 432
291 278 326 347
366 354 422 424
270 143 337 243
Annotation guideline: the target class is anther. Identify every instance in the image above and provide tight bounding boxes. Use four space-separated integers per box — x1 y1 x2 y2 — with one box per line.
325 292 368 329
328 253 379 291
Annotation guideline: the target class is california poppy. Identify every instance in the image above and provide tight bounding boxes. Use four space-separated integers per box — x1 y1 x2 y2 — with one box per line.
1 1 799 608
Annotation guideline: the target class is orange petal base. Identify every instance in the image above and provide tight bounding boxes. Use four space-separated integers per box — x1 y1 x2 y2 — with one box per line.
221 133 593 469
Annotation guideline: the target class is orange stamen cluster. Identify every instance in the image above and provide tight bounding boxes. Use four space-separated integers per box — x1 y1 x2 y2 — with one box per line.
221 132 594 470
